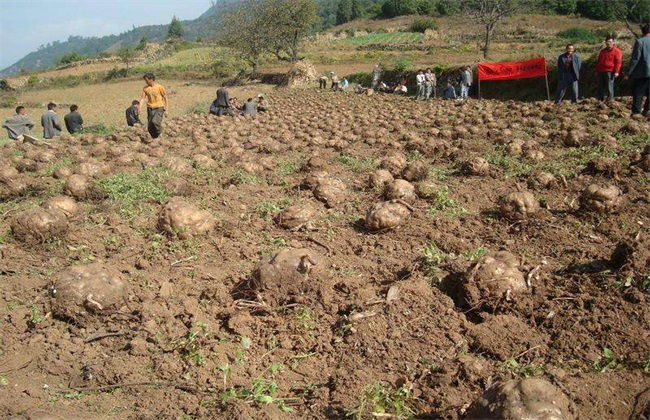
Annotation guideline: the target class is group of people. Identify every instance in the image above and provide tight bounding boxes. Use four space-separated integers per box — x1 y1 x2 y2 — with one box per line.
3 26 649 142
207 84 267 118
2 102 84 141
554 25 649 116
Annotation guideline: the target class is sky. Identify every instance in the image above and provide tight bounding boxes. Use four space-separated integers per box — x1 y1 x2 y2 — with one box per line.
0 0 213 69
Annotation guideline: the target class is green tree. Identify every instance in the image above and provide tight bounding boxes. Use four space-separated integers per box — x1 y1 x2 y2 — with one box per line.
167 15 185 40
351 0 364 19
57 51 85 65
118 47 136 69
136 36 148 51
381 0 418 17
266 0 319 61
219 0 269 76
337 0 353 24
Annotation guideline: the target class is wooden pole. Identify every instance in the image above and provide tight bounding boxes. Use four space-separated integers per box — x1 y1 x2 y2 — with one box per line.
544 72 550 101
479 78 482 99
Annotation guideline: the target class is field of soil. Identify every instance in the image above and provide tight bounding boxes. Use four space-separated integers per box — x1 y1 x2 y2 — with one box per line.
0 86 648 418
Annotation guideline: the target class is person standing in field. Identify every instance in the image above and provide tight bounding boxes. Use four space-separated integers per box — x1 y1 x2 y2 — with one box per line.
41 102 61 139
425 68 437 99
319 74 328 89
595 36 623 103
3 106 34 140
415 69 426 100
371 63 382 90
628 23 650 116
555 44 582 104
64 104 84 134
125 100 141 126
138 72 168 139
460 66 473 100
330 71 339 91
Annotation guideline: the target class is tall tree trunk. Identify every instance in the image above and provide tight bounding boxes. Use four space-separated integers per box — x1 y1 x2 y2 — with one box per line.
483 24 496 59
252 55 259 77
291 30 299 62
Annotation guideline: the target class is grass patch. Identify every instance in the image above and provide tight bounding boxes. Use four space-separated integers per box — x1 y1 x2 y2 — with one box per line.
98 166 171 207
338 153 376 172
347 382 414 419
343 32 423 46
425 186 466 217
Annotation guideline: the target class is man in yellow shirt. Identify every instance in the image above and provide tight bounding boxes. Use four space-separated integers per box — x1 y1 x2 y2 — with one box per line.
138 72 168 139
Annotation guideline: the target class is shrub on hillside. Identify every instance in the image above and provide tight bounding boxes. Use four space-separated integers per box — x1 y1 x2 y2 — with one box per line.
556 27 597 43
105 67 128 81
410 17 438 33
382 0 418 17
57 51 85 66
392 57 411 74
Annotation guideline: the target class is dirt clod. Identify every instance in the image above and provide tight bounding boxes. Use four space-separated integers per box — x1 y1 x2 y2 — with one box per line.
252 247 328 306
466 378 573 419
51 264 126 323
274 205 316 230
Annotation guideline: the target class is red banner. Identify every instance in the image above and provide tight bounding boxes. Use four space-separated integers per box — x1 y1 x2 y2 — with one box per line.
478 58 547 81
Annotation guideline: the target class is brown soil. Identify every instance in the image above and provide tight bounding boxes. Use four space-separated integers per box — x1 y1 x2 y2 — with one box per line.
0 90 649 419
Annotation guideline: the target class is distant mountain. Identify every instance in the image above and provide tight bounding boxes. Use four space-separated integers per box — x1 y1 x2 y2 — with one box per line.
0 4 225 77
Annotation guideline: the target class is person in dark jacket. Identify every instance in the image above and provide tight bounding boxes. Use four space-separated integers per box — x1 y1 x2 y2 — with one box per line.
210 85 232 116
41 102 61 139
554 44 582 104
64 104 84 134
628 23 650 116
125 100 141 126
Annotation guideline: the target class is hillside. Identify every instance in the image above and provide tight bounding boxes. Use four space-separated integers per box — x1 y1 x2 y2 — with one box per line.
0 4 224 77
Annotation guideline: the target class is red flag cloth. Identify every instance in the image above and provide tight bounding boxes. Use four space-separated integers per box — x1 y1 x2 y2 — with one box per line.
477 58 547 81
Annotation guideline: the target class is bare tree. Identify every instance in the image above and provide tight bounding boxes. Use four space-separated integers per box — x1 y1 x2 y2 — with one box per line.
265 0 318 61
466 0 522 59
219 0 270 76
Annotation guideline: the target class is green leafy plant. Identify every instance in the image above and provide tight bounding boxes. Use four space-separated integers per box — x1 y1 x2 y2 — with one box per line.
338 153 376 172
556 27 597 43
347 383 414 419
425 186 466 217
594 347 621 372
173 321 209 366
501 358 544 377
221 378 293 412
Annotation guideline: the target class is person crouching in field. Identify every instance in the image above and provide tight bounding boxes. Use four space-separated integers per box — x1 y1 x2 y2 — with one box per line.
41 102 61 139
64 104 84 134
126 100 141 126
3 106 35 140
138 72 168 139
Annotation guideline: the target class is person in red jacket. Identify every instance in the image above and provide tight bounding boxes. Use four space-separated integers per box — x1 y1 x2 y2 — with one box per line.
595 36 623 102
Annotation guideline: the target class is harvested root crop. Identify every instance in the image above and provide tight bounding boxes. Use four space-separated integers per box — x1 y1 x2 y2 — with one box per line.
158 197 216 239
368 169 393 190
379 154 407 177
43 195 79 218
499 191 539 220
275 205 316 230
384 179 416 203
580 184 625 213
365 200 412 231
313 178 347 207
527 172 557 190
462 251 528 306
462 157 490 176
11 208 68 243
402 160 428 182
